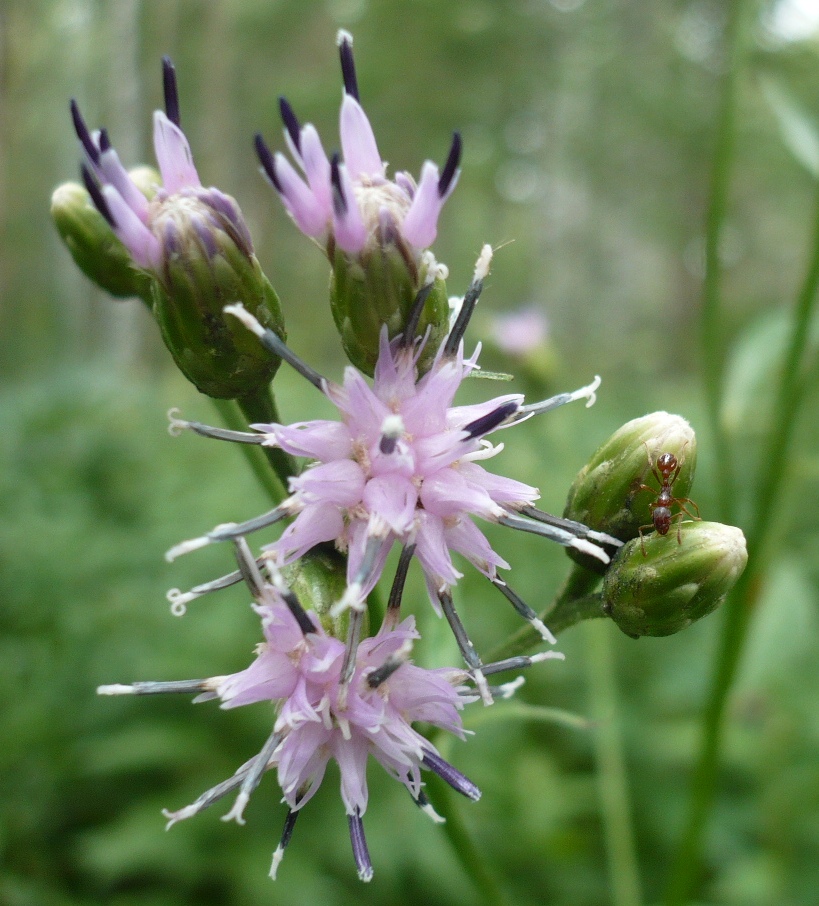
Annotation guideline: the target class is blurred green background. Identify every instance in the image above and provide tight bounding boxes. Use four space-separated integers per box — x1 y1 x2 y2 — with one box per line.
2 0 819 903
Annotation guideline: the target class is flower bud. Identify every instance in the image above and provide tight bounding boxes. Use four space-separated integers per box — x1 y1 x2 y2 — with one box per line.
330 248 450 375
149 190 285 398
51 181 153 302
281 546 356 639
69 66 286 400
602 522 747 638
563 412 696 573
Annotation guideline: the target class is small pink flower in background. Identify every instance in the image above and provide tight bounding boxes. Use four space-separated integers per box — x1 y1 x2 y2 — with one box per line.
490 305 550 357
254 30 461 258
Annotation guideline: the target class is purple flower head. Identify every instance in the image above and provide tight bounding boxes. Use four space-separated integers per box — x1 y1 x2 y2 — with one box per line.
71 58 254 274
255 30 461 260
166 249 621 689
99 543 490 882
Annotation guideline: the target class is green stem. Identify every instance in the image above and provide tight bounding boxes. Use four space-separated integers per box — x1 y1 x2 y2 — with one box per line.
585 621 643 906
426 774 510 906
488 564 602 661
700 0 747 524
666 150 819 906
210 398 285 505
235 388 299 493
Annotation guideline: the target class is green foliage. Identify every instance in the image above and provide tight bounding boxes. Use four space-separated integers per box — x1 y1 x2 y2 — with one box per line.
4 1 819 904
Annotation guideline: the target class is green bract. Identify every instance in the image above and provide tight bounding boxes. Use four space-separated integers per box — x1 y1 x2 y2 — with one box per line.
51 181 153 303
564 411 697 573
602 521 748 638
149 198 285 399
329 245 450 376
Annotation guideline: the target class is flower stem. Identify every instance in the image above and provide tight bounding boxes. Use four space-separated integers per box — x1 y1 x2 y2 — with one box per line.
426 774 510 906
235 388 299 494
700 0 748 524
488 564 602 661
209 397 286 505
584 620 643 906
665 135 819 906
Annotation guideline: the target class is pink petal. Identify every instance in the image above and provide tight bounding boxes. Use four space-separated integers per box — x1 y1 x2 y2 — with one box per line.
419 468 497 519
290 459 366 508
300 124 333 216
98 148 150 222
152 111 200 193
401 160 443 249
445 516 509 576
101 185 161 269
274 152 329 237
252 420 353 461
339 94 384 181
332 161 368 253
362 474 418 535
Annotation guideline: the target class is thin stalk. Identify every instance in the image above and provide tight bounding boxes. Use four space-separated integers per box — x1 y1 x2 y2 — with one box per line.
666 161 819 906
235 388 299 493
488 564 602 661
700 0 748 524
426 774 510 906
209 397 285 505
584 621 643 906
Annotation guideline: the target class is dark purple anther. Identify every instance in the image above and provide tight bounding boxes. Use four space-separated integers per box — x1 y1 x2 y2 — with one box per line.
162 56 181 127
330 152 348 216
463 400 519 440
80 163 114 226
338 33 360 101
278 97 302 153
438 132 462 197
98 128 112 153
280 587 318 637
254 133 282 193
348 809 373 882
422 750 481 801
70 99 100 165
279 808 299 851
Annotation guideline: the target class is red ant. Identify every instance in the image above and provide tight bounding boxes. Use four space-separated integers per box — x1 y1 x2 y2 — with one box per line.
638 444 701 555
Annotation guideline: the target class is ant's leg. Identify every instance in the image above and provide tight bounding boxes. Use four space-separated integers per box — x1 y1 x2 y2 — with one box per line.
676 497 701 519
639 524 651 556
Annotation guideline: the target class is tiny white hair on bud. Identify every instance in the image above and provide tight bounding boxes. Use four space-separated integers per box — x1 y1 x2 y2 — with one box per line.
530 650 566 664
474 243 493 282
166 408 190 437
224 302 265 338
97 683 136 696
336 28 354 47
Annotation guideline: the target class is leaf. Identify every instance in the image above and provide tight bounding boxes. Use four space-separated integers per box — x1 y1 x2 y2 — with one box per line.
760 76 819 179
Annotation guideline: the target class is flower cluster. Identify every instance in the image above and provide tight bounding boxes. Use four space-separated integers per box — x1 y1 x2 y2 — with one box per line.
71 31 622 883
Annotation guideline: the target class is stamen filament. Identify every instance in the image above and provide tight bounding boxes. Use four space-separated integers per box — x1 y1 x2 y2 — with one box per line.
224 303 327 391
